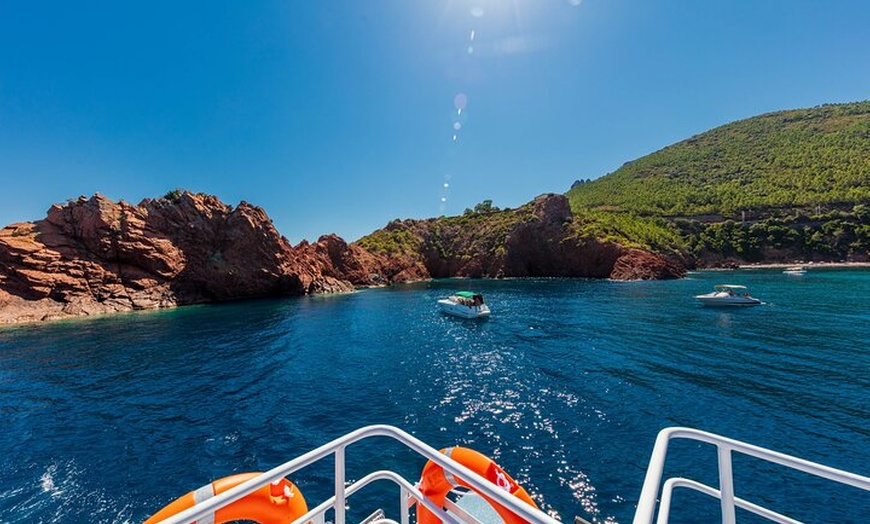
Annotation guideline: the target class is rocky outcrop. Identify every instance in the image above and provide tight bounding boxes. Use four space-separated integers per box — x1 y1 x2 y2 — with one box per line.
609 248 686 280
500 194 621 278
356 194 686 281
0 193 367 324
301 234 429 287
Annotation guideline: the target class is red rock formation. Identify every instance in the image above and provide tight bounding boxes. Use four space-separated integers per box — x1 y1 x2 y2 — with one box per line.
609 248 686 281
297 234 429 289
0 192 359 324
0 192 685 324
501 194 622 278
358 194 686 281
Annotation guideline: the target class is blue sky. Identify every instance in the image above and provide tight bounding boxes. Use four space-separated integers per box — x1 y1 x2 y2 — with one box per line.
2 1 868 243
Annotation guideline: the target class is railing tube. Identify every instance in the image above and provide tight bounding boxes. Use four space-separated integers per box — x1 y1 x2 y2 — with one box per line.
149 425 559 524
717 445 736 524
633 428 675 524
400 486 410 524
335 445 347 524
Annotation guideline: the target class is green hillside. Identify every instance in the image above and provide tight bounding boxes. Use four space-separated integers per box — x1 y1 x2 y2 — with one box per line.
567 101 870 217
566 101 870 264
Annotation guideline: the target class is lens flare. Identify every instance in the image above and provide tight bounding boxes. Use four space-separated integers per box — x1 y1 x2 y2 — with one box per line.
454 93 468 110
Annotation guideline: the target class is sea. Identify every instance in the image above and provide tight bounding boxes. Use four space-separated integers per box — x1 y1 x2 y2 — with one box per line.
0 268 868 524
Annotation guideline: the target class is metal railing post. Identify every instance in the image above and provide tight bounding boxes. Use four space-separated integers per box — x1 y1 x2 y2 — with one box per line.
717 445 736 524
400 486 410 524
633 429 674 524
335 445 346 524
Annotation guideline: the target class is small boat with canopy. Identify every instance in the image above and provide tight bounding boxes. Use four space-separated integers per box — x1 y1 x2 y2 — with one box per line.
437 291 491 318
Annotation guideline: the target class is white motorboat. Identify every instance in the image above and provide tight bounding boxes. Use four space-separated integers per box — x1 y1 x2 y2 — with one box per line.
438 291 490 318
695 284 762 306
143 424 870 524
783 266 807 275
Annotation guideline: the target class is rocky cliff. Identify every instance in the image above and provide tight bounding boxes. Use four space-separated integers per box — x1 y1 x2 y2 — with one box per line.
357 194 685 281
0 192 684 324
0 193 381 324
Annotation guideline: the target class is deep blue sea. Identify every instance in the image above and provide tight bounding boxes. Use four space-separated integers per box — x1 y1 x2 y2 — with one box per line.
1 269 868 524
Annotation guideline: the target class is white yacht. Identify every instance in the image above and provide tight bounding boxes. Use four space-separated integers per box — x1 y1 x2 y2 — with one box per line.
695 284 763 306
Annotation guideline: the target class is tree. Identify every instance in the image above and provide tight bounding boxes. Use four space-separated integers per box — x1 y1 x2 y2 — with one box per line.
474 200 499 214
464 200 500 215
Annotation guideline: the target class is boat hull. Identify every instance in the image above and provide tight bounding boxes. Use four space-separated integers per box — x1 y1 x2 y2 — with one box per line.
695 293 762 307
438 299 491 318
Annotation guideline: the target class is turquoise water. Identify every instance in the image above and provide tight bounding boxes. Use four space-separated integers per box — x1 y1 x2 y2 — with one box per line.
1 269 868 523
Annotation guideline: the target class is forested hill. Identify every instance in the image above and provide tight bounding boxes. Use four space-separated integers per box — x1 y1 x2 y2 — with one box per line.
567 101 870 217
566 101 870 265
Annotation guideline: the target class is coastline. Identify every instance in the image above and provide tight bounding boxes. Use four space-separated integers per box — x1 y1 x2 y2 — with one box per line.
737 261 870 269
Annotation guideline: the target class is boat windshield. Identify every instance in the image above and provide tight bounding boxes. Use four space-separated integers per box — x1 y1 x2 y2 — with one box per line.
452 291 485 305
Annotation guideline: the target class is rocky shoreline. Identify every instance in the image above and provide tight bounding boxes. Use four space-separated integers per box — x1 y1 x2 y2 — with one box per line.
0 192 685 325
737 262 870 269
0 193 373 324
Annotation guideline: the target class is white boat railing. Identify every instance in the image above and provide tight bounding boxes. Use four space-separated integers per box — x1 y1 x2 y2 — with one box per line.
148 424 869 524
632 427 870 524
150 424 561 524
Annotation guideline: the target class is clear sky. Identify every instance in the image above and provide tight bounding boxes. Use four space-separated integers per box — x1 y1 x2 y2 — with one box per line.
2 1 868 243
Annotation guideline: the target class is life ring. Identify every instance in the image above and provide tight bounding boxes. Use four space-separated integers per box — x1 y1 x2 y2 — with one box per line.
144 472 307 524
417 447 537 524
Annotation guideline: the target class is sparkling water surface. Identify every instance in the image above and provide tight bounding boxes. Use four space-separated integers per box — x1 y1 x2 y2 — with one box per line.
1 269 868 523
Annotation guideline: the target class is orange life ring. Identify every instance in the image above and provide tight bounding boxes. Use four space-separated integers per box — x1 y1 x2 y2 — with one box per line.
417 447 537 524
144 472 307 524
